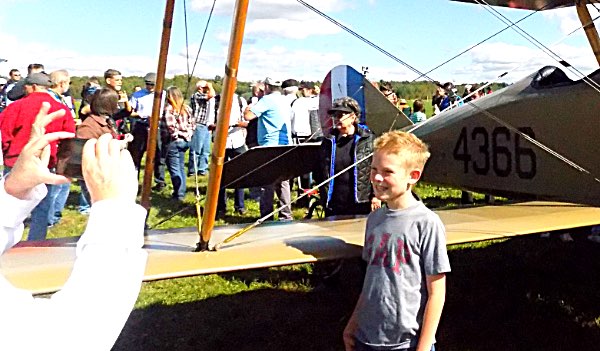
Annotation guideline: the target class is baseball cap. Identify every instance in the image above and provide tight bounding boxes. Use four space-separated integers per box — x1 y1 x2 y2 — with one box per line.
24 73 52 87
281 79 298 89
328 99 355 115
399 98 408 104
144 72 157 84
264 77 282 87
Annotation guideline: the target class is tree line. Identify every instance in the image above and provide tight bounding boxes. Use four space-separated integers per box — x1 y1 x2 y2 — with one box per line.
69 75 508 102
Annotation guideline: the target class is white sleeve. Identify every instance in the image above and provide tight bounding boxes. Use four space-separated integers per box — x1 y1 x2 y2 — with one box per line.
207 97 216 125
0 198 148 351
0 179 46 253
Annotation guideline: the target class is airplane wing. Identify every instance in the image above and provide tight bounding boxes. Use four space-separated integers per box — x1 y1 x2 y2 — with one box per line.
4 201 600 294
450 0 597 10
220 143 321 189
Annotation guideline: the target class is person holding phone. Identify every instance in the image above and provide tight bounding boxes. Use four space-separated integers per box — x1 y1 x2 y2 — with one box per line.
75 88 133 207
0 102 147 350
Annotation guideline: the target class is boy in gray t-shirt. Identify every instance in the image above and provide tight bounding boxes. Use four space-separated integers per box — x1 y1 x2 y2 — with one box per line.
344 131 451 351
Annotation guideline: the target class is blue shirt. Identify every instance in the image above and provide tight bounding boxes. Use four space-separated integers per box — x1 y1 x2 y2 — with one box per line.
249 92 291 146
129 89 165 119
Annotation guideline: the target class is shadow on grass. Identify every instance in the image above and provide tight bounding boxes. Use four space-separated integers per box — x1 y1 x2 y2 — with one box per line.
114 236 600 351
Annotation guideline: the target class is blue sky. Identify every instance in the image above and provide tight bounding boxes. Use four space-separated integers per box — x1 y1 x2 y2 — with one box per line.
0 0 597 84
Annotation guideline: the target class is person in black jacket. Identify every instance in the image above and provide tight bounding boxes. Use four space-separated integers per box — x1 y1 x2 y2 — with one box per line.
317 97 381 217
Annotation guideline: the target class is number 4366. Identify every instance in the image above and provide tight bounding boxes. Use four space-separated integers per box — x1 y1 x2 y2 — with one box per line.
452 126 537 179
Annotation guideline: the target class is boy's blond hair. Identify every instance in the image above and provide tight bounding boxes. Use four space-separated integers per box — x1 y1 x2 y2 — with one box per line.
374 131 430 170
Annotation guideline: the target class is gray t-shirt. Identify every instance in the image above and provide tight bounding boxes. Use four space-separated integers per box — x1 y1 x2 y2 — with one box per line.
356 202 451 350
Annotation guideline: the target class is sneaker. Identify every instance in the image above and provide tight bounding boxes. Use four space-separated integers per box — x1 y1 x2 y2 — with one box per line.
152 183 166 191
236 208 246 215
560 233 574 242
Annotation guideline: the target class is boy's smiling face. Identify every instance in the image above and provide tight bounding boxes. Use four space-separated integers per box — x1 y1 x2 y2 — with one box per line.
370 150 421 210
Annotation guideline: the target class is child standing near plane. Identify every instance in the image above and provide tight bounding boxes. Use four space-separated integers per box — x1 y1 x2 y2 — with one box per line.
343 131 451 351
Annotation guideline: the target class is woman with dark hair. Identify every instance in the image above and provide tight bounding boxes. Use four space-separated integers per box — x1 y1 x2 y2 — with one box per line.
162 86 195 201
317 97 380 217
76 88 132 212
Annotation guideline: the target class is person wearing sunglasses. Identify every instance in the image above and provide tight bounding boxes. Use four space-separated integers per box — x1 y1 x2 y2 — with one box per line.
316 97 381 218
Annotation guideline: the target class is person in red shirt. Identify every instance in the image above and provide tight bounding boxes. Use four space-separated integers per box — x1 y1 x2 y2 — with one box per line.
0 72 76 240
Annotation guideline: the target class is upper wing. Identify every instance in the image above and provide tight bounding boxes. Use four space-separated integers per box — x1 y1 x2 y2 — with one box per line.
450 0 592 10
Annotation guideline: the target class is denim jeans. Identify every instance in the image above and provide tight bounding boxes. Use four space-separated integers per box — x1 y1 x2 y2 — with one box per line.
217 145 247 213
49 182 71 225
79 180 91 214
188 124 210 175
166 139 189 200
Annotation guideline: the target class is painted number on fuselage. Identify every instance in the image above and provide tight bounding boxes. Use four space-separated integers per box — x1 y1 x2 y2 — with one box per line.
453 127 536 179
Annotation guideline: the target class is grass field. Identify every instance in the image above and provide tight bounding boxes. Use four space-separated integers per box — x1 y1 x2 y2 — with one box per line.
40 173 600 350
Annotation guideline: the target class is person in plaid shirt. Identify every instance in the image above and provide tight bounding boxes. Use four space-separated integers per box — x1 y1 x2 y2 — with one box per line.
162 86 196 201
188 80 215 176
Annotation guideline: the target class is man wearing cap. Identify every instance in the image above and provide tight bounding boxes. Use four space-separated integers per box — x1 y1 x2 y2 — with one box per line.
0 72 76 240
282 78 299 106
188 80 216 176
244 77 293 221
128 72 166 187
316 96 379 217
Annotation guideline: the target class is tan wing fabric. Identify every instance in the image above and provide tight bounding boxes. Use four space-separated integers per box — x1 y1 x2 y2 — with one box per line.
3 202 600 294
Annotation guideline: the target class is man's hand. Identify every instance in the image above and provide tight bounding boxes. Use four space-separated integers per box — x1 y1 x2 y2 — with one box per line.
4 102 74 199
82 133 137 204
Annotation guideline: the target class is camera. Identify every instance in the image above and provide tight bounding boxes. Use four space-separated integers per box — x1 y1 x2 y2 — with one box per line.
56 138 87 179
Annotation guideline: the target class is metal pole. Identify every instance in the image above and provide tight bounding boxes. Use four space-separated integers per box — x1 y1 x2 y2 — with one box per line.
576 0 600 66
141 0 175 210
195 0 250 251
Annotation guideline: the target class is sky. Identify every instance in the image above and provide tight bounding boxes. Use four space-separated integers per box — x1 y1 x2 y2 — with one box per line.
0 0 598 85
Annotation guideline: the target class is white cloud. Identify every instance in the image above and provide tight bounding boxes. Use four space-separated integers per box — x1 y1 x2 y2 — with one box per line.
542 6 583 35
451 41 598 83
190 0 345 40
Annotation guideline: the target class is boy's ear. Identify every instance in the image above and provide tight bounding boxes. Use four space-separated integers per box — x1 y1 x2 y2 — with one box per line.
408 169 422 185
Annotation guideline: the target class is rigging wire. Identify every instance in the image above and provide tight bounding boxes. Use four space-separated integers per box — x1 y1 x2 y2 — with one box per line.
295 0 436 82
476 0 600 94
181 0 217 102
413 4 548 82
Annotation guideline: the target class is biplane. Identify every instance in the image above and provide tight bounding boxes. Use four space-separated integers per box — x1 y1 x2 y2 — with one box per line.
3 0 600 295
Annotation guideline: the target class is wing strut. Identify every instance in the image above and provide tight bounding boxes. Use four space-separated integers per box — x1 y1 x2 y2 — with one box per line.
195 0 250 252
576 0 600 66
